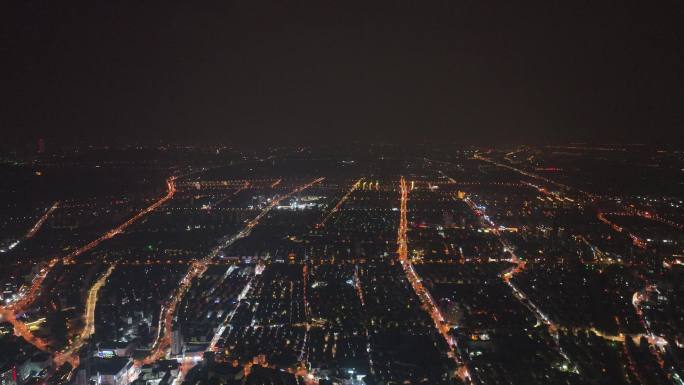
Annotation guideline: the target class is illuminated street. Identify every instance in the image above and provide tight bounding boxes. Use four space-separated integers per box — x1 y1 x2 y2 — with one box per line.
141 177 324 365
3 0 684 382
1 145 683 385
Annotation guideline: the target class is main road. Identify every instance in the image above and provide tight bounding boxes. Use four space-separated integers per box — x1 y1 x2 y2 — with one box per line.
0 176 177 358
395 177 473 384
141 177 325 365
54 263 117 367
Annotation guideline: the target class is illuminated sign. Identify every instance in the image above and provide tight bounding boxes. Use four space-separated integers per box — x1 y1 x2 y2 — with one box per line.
97 350 115 358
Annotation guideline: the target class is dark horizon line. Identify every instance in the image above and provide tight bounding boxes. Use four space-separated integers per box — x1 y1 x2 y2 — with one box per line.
2 139 684 154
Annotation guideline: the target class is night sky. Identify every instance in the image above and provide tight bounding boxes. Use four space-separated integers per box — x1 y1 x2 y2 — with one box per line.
2 1 683 146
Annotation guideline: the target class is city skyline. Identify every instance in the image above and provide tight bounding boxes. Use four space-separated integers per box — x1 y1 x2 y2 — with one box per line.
2 2 684 385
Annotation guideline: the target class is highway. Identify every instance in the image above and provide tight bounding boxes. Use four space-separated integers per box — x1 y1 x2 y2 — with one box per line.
0 306 51 351
141 177 325 365
63 176 177 264
25 201 60 239
0 201 59 254
395 177 473 383
6 176 175 314
473 153 586 197
458 190 578 373
453 159 684 379
209 181 250 209
0 176 177 360
54 264 117 368
317 178 363 228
